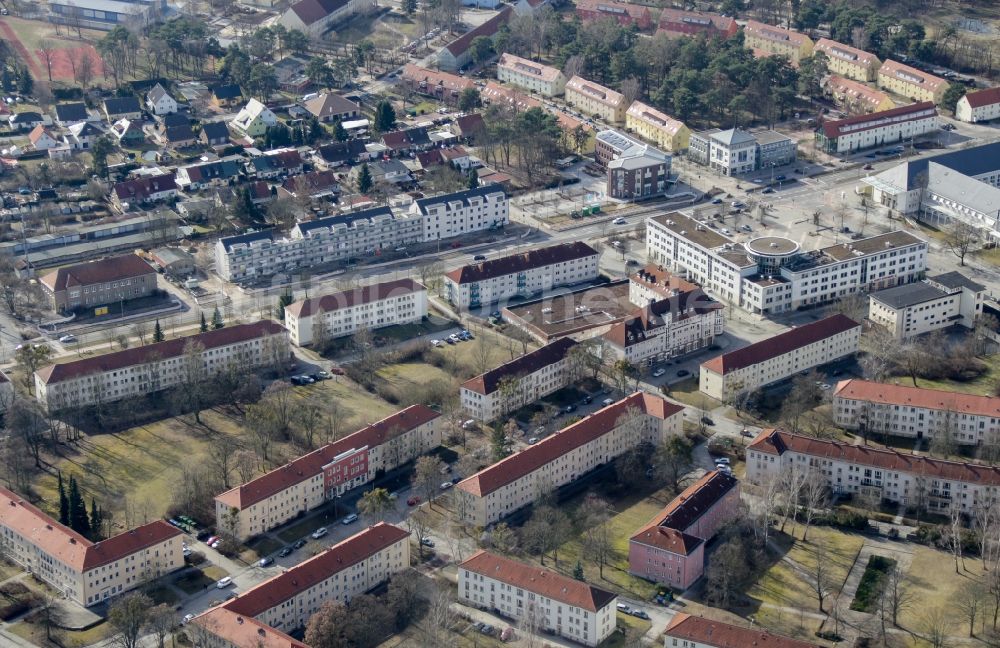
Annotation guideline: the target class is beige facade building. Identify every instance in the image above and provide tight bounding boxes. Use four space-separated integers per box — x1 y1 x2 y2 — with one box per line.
565 76 628 123
456 393 683 526
743 20 814 65
461 338 577 422
877 59 948 104
34 321 290 412
215 406 439 540
192 523 409 646
868 272 984 340
0 486 183 607
813 38 880 82
284 279 427 347
625 101 690 152
699 315 861 400
825 75 895 114
459 551 618 647
497 53 567 97
40 254 158 314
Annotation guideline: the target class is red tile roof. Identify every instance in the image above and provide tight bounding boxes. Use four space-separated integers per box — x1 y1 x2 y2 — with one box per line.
457 393 682 497
743 19 812 47
82 520 181 570
641 470 738 535
222 523 409 617
833 379 1000 418
460 550 616 612
962 86 1000 109
216 405 439 509
113 173 177 201
40 254 154 294
700 315 859 375
35 321 286 385
628 525 702 555
820 101 936 139
284 279 424 319
665 613 823 648
748 428 1000 486
604 289 722 349
401 64 475 95
813 38 879 67
879 59 947 93
445 242 598 284
461 338 576 395
444 7 512 57
657 8 737 38
193 608 306 648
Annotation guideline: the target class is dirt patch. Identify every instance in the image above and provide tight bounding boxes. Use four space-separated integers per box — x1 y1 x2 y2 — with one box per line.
39 44 105 82
0 19 42 80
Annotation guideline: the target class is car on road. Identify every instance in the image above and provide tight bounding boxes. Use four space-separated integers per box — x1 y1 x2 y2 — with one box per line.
602 398 614 406
312 526 330 538
677 369 690 377
473 254 487 261
731 201 746 209
616 603 631 613
58 334 76 344
775 174 786 181
631 609 650 620
407 496 421 506
420 537 435 547
761 187 774 194
711 197 723 204
527 437 539 444
701 416 715 426
216 577 233 589
612 217 626 225
652 368 666 377
183 614 195 624
293 539 307 550
342 513 360 525
258 557 273 567
440 481 453 490
278 546 293 557
863 164 874 170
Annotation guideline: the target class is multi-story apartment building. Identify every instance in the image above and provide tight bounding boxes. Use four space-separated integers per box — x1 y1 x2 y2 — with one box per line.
688 128 796 176
192 523 409 646
833 379 1000 446
410 186 509 242
284 279 427 347
444 242 600 310
625 101 690 152
565 76 628 123
437 7 512 71
746 428 1000 516
459 551 618 647
813 38 880 82
0 486 183 607
455 392 683 526
646 212 928 315
869 271 984 340
665 613 824 648
497 53 567 97
656 9 737 40
401 64 476 104
215 406 439 540
39 254 157 314
878 60 948 104
699 314 861 400
956 86 1000 123
824 75 896 115
461 338 577 422
743 20 814 65
574 0 652 30
34 321 290 412
603 287 723 364
629 470 739 589
608 150 672 201
815 101 938 154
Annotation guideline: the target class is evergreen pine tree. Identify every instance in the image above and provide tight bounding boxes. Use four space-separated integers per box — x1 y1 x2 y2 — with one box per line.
277 291 294 321
374 100 396 133
200 311 208 333
333 120 348 142
58 472 69 526
153 319 165 342
89 499 102 540
357 163 373 194
16 68 32 96
573 561 585 581
211 307 224 330
467 167 479 189
67 476 90 537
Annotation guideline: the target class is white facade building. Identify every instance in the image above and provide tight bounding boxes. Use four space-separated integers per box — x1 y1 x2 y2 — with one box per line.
956 87 1000 123
868 271 984 340
497 53 567 97
815 102 939 154
444 242 600 310
459 551 617 647
410 186 509 243
699 314 861 400
284 279 427 347
34 321 289 411
146 84 177 116
665 613 823 648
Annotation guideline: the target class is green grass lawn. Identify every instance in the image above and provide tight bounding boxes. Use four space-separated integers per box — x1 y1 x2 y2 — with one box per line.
408 100 440 117
176 566 229 595
9 619 114 648
145 584 179 606
908 351 1000 396
601 614 652 647
663 377 719 410
247 536 284 559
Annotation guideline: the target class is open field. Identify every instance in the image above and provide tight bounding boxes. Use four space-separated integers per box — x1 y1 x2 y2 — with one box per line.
898 544 983 631
10 618 114 648
664 377 720 410
0 17 106 83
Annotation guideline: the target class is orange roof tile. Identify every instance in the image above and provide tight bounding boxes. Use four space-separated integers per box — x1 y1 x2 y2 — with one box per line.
665 613 823 647
833 379 1000 418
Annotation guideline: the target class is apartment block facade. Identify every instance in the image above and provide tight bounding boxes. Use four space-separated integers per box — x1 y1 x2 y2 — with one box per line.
192 523 409 645
825 75 895 115
459 551 617 647
456 392 683 526
833 379 1000 446
625 101 690 152
868 272 984 340
956 87 1000 123
665 613 823 648
603 288 724 364
0 486 183 607
813 38 880 82
411 186 509 242
215 406 440 540
877 60 948 103
629 470 739 589
461 338 577 422
284 279 427 347
746 429 1000 516
497 53 567 97
34 321 290 412
743 20 814 65
39 254 158 314
444 242 600 310
699 315 861 400
688 128 795 176
816 102 938 154
565 76 628 123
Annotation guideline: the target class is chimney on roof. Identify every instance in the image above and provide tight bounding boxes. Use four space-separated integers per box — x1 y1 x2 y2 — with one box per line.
237 617 244 624
258 629 266 637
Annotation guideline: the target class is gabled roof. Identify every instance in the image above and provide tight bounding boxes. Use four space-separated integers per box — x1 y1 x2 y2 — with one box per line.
251 149 304 172
824 75 893 111
454 113 486 135
604 289 722 349
701 315 860 375
201 121 230 141
182 159 242 183
147 83 172 103
382 126 430 149
212 84 243 101
565 75 625 108
657 8 736 37
280 169 339 196
10 111 42 123
443 6 512 57
820 101 936 139
445 241 597 284
930 271 985 292
460 551 617 612
103 96 141 115
304 93 360 119
285 278 423 318
635 470 737 537
28 124 56 145
628 525 702 556
288 0 349 25
292 206 398 237
878 59 947 93
317 139 366 163
193 608 306 648
833 379 1000 419
55 102 88 122
462 338 576 395
962 86 1000 109
498 53 564 84
413 185 506 215
69 121 101 139
402 64 476 94
165 124 196 143
814 38 879 67
743 19 812 46
40 254 154 293
625 101 686 136
219 229 275 251
113 173 177 200
665 613 823 648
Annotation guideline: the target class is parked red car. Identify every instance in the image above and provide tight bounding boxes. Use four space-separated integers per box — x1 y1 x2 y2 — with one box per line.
407 496 421 506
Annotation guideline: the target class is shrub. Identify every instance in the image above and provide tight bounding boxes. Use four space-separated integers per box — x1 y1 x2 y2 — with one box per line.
850 555 896 612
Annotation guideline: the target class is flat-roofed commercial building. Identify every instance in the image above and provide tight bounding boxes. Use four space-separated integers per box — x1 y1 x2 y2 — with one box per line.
565 76 628 123
699 315 861 400
0 486 182 607
813 38 880 82
815 102 938 154
625 101 690 152
215 406 439 540
746 428 1000 516
878 59 948 104
34 321 290 412
497 53 567 97
444 242 599 310
833 379 1000 445
192 523 409 643
455 393 683 526
629 470 739 589
459 551 617 646
743 20 814 65
665 613 824 648
868 272 984 340
284 279 427 346
461 338 577 422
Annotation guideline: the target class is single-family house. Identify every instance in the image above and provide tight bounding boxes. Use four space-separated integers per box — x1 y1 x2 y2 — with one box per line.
9 112 46 131
176 159 243 191
247 180 275 205
164 124 198 148
231 99 279 137
28 125 60 150
66 122 102 150
279 170 339 200
211 85 243 109
316 139 367 167
304 93 361 123
102 96 142 122
147 84 178 116
200 121 230 147
382 126 432 154
112 173 177 211
54 102 91 126
249 149 305 179
110 119 146 146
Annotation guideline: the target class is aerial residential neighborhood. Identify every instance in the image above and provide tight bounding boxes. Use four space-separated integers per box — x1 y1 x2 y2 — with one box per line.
0 0 999 647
